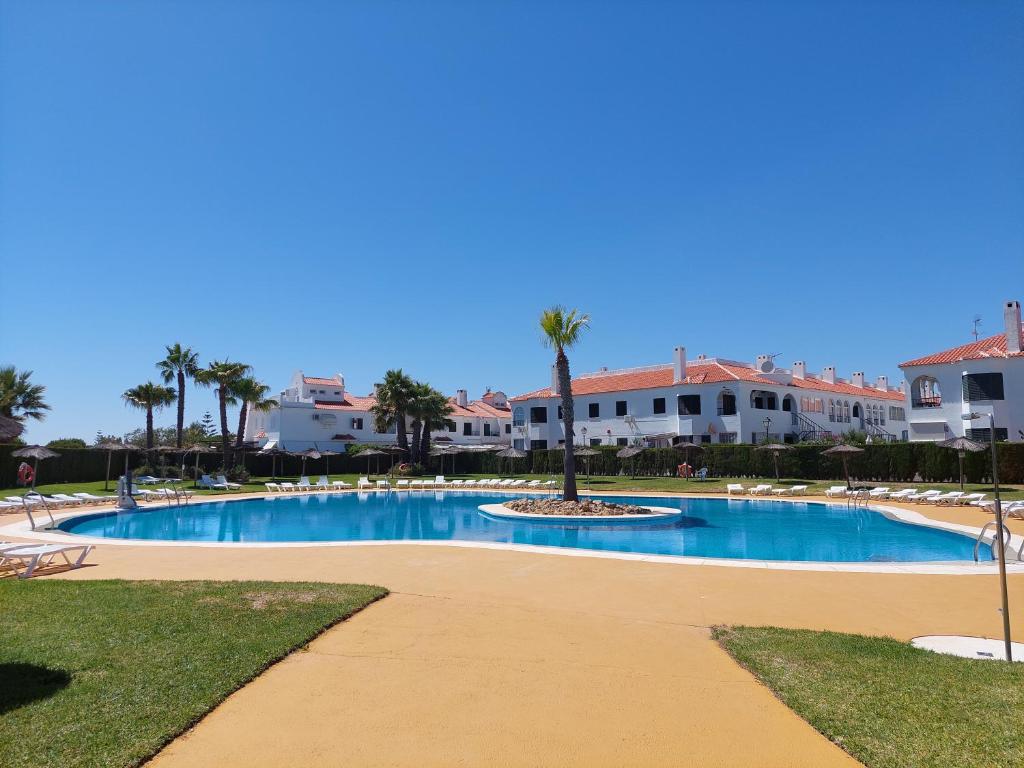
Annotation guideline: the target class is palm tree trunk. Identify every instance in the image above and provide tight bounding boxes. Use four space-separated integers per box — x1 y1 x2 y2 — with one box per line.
146 405 155 450
557 349 578 501
218 389 230 469
236 400 249 449
410 420 422 465
419 423 431 464
395 410 408 453
176 369 186 449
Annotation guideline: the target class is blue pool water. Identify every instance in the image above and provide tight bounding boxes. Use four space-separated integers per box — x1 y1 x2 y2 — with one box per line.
57 492 980 562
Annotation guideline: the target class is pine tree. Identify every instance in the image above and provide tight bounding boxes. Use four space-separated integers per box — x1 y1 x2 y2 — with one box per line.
200 411 216 437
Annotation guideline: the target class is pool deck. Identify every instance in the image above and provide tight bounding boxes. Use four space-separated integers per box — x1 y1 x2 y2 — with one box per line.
4 492 1024 767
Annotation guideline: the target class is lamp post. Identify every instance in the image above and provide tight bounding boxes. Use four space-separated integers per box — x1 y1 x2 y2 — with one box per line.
581 427 587 446
962 406 1012 662
762 417 772 444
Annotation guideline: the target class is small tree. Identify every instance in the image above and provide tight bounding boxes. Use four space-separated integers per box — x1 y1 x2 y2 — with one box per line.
122 382 177 451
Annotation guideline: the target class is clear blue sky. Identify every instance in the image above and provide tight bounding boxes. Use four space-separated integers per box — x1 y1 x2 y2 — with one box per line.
1 0 1022 444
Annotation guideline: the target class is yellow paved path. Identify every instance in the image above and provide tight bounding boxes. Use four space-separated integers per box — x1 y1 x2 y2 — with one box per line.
10 497 1024 766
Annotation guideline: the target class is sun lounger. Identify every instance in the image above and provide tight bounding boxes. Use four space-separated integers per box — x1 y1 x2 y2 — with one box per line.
279 482 297 492
726 484 744 496
959 493 986 506
421 478 435 489
435 476 446 487
931 491 965 505
0 543 93 578
450 479 464 487
824 485 847 498
906 489 942 502
396 480 410 490
27 493 81 507
747 484 771 496
216 475 242 490
867 487 891 498
265 482 281 492
462 480 478 487
296 478 313 491
331 480 352 490
525 480 541 488
883 489 916 500
73 492 117 504
771 485 807 496
357 477 372 490
50 494 87 506
315 476 330 490
376 479 391 489
198 475 226 490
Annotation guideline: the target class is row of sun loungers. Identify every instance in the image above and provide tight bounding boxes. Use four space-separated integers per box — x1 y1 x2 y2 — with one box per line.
265 477 353 492
264 477 560 493
1 541 93 578
726 484 808 496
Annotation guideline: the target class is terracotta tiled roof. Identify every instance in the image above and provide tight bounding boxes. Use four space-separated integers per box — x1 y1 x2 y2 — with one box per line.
447 398 511 419
313 395 376 411
304 376 341 386
511 362 905 402
900 330 1024 368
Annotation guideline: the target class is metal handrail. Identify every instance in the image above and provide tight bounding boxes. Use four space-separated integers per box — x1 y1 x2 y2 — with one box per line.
974 521 1012 563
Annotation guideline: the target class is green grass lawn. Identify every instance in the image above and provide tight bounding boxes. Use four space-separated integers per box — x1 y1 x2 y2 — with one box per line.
714 626 1024 768
0 580 386 768
3 474 1021 502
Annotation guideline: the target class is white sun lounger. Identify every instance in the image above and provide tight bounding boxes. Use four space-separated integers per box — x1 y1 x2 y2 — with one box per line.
279 482 297 492
906 489 942 502
824 486 847 498
316 476 330 490
867 487 891 498
462 480 478 488
450 480 464 487
357 477 372 489
958 493 986 506
73 492 117 504
435 476 446 487
265 482 281 492
296 477 313 491
0 543 93 578
726 484 744 496
331 480 352 490
216 475 242 490
931 491 965 505
747 484 771 496
376 479 391 489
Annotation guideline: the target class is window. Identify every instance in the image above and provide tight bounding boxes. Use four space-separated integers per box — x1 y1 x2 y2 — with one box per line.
590 438 601 446
911 376 942 408
750 390 778 410
889 406 906 421
333 390 340 395
700 434 711 444
530 439 548 450
718 432 737 444
616 437 628 446
653 397 666 415
615 400 627 416
800 397 823 414
529 406 547 424
505 423 511 434
677 394 701 415
963 373 1005 402
459 422 470 436
445 420 456 432
350 417 363 430
512 407 525 427
557 405 563 420
483 423 492 436
718 389 737 416
966 427 1009 442
513 439 525 449
828 400 835 422
843 401 850 424
588 402 599 418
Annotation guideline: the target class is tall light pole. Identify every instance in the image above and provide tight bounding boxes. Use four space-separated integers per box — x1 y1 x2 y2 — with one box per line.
762 416 772 445
962 404 1012 662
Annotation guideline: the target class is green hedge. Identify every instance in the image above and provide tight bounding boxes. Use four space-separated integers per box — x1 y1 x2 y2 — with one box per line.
4 441 1023 486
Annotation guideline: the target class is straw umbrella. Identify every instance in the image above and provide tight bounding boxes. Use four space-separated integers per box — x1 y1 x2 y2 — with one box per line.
93 440 140 491
11 445 60 491
183 443 217 487
495 446 528 476
755 443 792 482
314 445 341 478
616 445 645 479
0 414 24 443
937 436 987 491
292 448 321 477
357 448 387 476
258 445 285 480
673 441 705 481
822 444 864 489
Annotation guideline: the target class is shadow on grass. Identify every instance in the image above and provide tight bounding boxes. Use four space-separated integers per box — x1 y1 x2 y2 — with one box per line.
0 662 72 714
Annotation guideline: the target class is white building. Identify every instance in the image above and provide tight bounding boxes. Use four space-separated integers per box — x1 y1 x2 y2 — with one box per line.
509 347 908 449
244 371 512 451
900 299 1024 443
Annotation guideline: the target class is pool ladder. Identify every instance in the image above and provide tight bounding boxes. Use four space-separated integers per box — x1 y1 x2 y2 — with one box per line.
163 485 190 508
847 489 871 510
974 521 1023 563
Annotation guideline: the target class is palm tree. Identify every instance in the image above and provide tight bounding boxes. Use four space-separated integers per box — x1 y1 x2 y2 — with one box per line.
232 377 278 449
122 382 177 451
414 385 453 463
0 366 51 422
539 307 590 502
195 360 251 468
370 369 415 456
157 344 200 449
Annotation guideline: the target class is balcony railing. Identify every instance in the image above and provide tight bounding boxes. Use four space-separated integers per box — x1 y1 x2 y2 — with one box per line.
911 396 942 409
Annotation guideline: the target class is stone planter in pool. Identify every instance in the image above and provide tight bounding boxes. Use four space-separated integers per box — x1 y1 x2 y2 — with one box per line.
478 502 683 525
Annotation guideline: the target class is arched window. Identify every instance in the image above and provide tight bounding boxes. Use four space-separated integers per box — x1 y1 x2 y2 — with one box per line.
910 376 941 408
512 407 525 427
749 390 778 410
843 401 850 423
828 399 835 422
879 404 886 425
717 388 737 415
852 403 861 419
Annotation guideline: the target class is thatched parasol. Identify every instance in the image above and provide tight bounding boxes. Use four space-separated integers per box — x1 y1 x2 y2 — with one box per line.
291 448 321 476
821 444 864 488
314 445 342 477
616 445 644 478
356 448 387 476
937 436 987 490
495 445 528 476
755 442 792 482
673 441 705 480
93 440 142 491
257 444 286 479
0 414 24 443
11 445 60 490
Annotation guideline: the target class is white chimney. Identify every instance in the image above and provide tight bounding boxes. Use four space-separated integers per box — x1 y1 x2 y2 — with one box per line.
822 366 836 384
898 381 907 394
852 371 865 388
875 375 888 391
372 382 381 397
336 373 345 399
455 389 468 407
755 354 773 373
551 364 559 395
1005 299 1022 354
696 353 707 362
673 346 687 383
792 361 806 380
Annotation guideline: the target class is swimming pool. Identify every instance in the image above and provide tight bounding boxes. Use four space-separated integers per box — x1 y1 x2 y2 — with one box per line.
57 492 980 562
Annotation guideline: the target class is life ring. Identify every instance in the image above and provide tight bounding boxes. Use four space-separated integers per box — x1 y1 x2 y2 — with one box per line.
17 462 34 485
677 463 691 478
397 463 410 472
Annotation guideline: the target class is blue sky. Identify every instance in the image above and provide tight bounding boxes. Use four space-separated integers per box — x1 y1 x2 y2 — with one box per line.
1 0 1022 444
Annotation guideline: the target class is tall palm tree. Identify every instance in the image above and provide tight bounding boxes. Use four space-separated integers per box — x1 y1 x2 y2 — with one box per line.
232 377 278 449
122 382 177 451
370 369 415 456
414 385 453 463
195 360 251 468
0 366 51 422
156 344 200 449
539 306 590 502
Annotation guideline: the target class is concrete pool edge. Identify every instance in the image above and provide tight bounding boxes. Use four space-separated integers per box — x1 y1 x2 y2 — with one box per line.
2 491 1021 575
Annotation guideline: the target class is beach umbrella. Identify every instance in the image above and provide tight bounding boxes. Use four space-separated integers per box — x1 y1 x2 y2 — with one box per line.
937 436 987 491
755 442 792 482
495 445 528 476
0 414 24 443
258 445 285 479
184 443 218 487
672 441 705 481
292 449 321 476
92 440 141 491
314 445 341 477
616 445 644 478
151 445 179 478
822 444 864 489
11 445 60 491
357 448 387 476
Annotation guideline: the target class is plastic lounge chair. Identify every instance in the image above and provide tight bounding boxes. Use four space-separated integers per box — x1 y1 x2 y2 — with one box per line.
867 487 891 498
525 480 541 488
216 475 242 490
396 480 410 490
932 491 965 505
198 475 225 490
747 484 771 496
462 480 478 488
824 486 847 498
958 493 986 506
295 477 313 491
27 493 79 507
73 492 117 504
450 479 464 487
279 482 297 492
906 489 941 502
357 477 372 489
884 489 916 500
331 480 352 490
421 478 435 489
435 476 446 487
726 484 744 496
265 482 281 492
50 493 88 506
315 476 330 490
0 543 93 579
376 479 391 489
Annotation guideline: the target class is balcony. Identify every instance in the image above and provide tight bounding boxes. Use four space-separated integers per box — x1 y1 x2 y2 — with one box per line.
911 396 942 409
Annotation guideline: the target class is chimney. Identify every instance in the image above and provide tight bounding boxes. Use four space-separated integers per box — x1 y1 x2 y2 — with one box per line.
898 381 907 394
792 361 806 380
551 364 559 395
456 389 468 407
696 353 707 362
1005 299 1022 354
372 382 381 397
822 366 836 384
336 373 345 399
673 346 687 383
852 371 865 388
875 375 888 391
